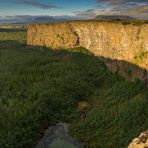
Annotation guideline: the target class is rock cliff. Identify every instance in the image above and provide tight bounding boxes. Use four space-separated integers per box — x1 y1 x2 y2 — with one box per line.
27 21 148 81
128 131 148 148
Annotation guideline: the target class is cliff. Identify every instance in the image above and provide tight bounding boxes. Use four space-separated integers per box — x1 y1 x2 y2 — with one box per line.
27 21 148 81
128 131 148 148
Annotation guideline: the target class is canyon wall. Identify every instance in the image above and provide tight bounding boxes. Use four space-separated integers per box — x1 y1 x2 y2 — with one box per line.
27 21 148 81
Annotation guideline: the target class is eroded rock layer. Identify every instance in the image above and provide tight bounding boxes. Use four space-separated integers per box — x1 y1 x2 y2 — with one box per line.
27 21 148 81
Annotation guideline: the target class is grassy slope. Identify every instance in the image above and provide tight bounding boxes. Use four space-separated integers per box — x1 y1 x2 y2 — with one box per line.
0 30 147 148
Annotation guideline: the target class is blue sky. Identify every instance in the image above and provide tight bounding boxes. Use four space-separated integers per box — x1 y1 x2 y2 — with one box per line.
0 0 95 16
0 0 148 19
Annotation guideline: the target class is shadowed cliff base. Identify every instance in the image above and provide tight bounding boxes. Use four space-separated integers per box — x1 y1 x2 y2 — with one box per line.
27 43 148 85
99 56 148 85
1 35 148 84
27 21 148 77
0 35 148 148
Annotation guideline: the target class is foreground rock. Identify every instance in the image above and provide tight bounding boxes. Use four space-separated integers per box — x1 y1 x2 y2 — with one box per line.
35 122 83 148
128 131 148 148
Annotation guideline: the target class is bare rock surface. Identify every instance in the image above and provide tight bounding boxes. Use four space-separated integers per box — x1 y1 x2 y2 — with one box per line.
27 21 148 81
35 122 83 148
128 131 148 148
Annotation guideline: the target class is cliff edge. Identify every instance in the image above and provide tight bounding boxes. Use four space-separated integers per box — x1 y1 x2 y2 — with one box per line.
27 21 148 81
128 131 148 148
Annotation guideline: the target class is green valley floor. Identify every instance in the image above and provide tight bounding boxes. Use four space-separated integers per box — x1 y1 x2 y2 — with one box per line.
0 29 147 148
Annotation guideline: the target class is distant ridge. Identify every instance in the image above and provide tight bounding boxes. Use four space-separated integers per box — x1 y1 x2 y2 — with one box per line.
94 15 135 20
0 15 84 25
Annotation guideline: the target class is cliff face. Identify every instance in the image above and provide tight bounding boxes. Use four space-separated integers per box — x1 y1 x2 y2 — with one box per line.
27 21 148 81
27 23 79 49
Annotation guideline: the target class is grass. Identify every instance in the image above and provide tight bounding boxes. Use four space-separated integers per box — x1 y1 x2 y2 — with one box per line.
0 29 147 148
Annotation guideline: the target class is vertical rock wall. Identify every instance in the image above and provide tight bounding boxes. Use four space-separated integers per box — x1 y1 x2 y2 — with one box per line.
27 21 148 81
27 23 79 49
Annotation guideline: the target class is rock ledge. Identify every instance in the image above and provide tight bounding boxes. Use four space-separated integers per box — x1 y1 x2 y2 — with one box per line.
128 131 148 148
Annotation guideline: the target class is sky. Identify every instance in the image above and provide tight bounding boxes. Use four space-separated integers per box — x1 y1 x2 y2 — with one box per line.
0 0 148 19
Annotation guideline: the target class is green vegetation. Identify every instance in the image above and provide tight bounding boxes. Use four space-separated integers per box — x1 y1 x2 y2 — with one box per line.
49 138 77 148
0 29 147 148
134 51 148 63
0 29 26 42
0 25 26 30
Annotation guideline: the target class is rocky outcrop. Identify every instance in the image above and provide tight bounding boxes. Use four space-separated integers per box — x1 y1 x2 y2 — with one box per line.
27 21 148 81
27 23 79 49
128 131 148 148
36 122 83 148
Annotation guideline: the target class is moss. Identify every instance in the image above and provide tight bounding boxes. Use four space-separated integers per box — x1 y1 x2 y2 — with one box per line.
134 51 148 63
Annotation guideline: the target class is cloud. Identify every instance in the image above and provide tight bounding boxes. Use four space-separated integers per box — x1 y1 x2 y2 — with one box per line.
73 0 148 19
94 0 148 18
124 5 148 16
96 0 148 5
13 0 60 9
